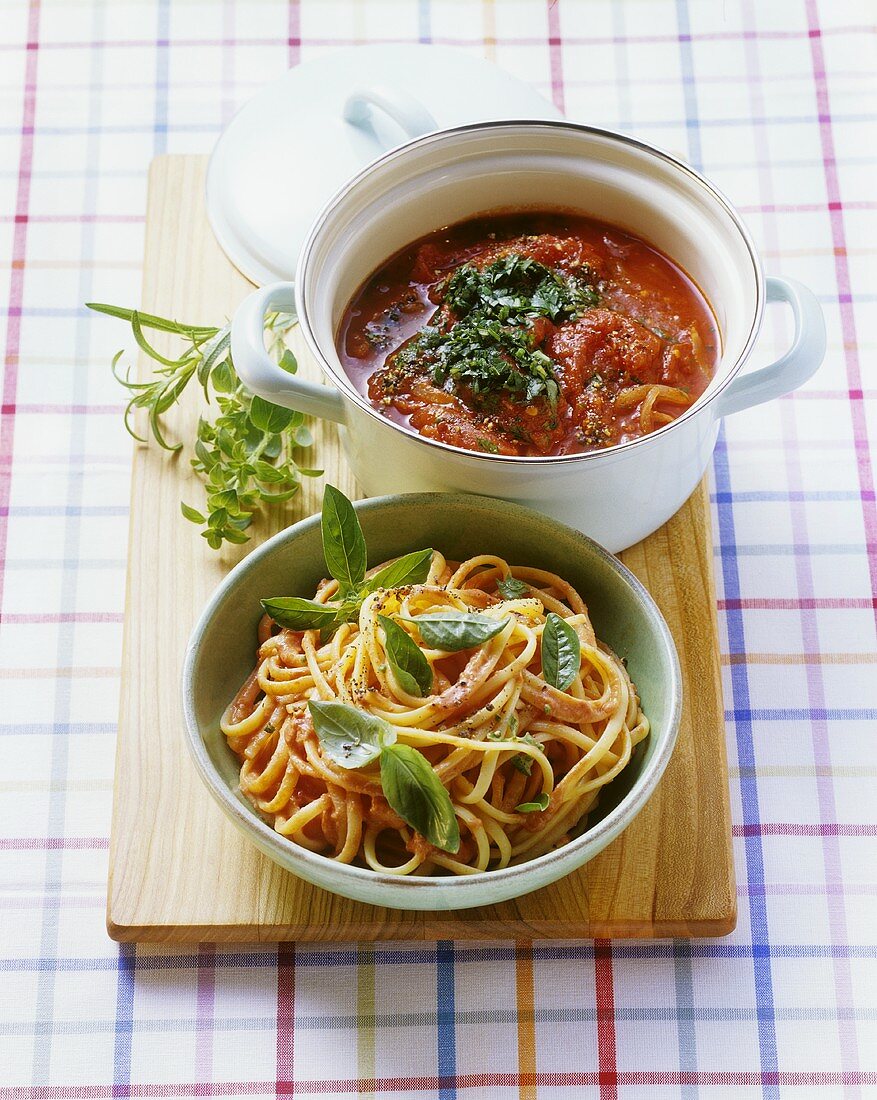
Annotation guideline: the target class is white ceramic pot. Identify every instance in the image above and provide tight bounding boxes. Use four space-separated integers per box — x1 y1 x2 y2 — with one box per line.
231 120 825 553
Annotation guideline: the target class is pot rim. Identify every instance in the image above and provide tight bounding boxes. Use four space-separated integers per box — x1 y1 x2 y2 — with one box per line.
296 117 765 465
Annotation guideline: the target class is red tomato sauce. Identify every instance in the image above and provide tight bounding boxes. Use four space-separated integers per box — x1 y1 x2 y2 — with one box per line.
338 211 719 457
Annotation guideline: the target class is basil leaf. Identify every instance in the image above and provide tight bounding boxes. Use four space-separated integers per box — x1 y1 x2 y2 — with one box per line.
378 615 433 697
541 612 581 691
261 597 337 631
516 792 550 813
364 547 434 593
399 611 509 652
308 700 396 769
380 743 460 853
321 485 367 593
497 576 529 599
249 394 294 434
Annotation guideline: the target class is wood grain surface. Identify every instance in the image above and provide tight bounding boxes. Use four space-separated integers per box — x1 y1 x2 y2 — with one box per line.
107 155 735 941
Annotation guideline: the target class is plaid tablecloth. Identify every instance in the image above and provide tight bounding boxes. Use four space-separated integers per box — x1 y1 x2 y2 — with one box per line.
2 0 876 1095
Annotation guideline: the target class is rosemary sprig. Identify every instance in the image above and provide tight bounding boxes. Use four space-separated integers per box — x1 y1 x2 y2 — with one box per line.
88 303 321 549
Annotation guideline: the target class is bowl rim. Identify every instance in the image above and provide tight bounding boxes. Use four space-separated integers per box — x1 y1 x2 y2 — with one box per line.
296 117 765 466
181 492 683 897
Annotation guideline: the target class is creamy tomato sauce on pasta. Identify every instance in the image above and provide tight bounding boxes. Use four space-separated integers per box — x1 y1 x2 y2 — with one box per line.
338 211 719 457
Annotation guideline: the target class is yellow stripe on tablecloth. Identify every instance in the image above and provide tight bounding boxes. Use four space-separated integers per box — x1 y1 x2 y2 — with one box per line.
516 940 537 1100
723 652 877 665
482 0 496 59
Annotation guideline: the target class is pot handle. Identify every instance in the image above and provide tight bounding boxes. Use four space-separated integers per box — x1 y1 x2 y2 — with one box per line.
230 281 347 424
343 86 438 142
714 275 825 418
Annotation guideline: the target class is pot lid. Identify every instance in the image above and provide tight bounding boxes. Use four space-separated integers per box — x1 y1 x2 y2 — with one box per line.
206 44 562 287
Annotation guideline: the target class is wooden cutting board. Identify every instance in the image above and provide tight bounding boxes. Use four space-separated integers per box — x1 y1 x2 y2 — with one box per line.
107 155 735 941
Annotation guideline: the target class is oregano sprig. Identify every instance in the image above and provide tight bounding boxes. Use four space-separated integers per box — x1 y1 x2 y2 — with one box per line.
88 302 321 549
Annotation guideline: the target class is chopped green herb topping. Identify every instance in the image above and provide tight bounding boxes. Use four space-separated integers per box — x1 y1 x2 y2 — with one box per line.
443 254 599 324
390 254 599 409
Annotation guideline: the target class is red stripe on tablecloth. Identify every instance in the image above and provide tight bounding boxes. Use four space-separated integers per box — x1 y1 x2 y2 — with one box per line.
594 939 618 1100
287 0 300 63
0 613 124 624
719 598 877 610
3 1071 875 1096
0 0 41 617
546 1 565 114
734 824 877 837
195 944 217 1083
276 945 295 1098
0 837 108 850
0 25 873 52
1 404 123 414
0 214 144 223
806 0 877 640
0 203 872 225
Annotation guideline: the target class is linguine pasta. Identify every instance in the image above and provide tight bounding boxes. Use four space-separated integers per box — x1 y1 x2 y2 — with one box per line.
222 551 650 876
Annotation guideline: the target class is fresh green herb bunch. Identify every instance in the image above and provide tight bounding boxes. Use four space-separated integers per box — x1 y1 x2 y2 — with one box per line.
87 303 320 549
391 254 598 409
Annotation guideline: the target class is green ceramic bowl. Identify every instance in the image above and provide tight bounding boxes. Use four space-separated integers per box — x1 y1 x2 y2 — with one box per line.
182 493 681 910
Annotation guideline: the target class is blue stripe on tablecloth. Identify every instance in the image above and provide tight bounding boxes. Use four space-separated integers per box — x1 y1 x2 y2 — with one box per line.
720 545 865 556
6 945 877 980
675 0 702 169
29 0 93 1082
674 7 703 1089
0 111 875 140
675 2 778 1092
113 944 136 1091
110 12 170 1083
725 709 877 721
0 723 118 736
418 0 431 44
154 0 170 150
611 1 633 128
673 939 698 1100
3 943 877 973
715 431 780 1098
3 1002 877 1036
713 490 867 502
4 505 130 516
436 941 456 1099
